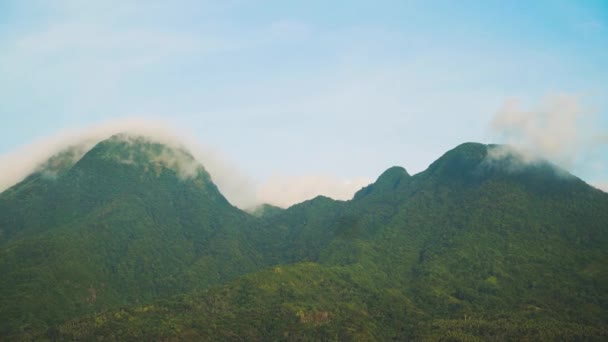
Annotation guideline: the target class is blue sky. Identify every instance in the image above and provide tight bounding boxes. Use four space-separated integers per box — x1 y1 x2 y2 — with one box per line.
1 0 607 205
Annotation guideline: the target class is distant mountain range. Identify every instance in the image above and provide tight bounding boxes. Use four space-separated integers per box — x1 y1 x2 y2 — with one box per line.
1 134 607 340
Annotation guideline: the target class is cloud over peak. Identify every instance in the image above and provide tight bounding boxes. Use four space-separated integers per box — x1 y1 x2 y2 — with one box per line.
489 93 608 186
0 118 370 209
491 94 608 162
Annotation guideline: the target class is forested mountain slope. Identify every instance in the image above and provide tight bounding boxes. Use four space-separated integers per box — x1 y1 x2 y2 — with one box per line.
1 138 607 340
0 135 274 336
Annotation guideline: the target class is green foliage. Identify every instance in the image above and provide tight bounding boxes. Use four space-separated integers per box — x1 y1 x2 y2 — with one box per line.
1 139 607 340
0 136 272 336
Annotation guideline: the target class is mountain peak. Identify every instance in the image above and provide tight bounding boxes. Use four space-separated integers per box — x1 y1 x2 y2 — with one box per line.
353 166 409 200
378 166 410 180
426 142 489 176
422 142 588 195
75 133 207 181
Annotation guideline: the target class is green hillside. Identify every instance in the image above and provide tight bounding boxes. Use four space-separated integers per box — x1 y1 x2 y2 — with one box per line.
1 139 607 340
0 135 273 336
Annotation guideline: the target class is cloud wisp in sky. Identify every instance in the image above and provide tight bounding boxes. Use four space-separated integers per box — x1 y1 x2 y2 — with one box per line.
0 119 370 209
488 94 608 189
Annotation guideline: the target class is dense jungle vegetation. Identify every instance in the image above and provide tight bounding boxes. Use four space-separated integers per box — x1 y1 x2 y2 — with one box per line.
1 136 607 340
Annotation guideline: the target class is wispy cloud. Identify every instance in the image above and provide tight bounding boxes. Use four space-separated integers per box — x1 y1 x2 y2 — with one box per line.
0 1 317 123
0 118 369 209
488 94 608 187
490 94 605 167
0 118 256 206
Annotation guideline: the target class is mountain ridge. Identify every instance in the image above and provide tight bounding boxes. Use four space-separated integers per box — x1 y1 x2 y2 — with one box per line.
1 136 607 340
6 136 595 205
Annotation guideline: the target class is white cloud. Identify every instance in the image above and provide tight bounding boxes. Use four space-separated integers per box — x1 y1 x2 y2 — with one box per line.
593 182 608 192
0 118 257 208
0 118 370 209
489 94 607 171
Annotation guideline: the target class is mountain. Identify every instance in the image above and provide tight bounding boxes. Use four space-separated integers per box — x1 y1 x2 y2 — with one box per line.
0 134 274 336
1 139 607 340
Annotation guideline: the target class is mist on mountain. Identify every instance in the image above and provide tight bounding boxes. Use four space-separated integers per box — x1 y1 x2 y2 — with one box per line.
1 136 607 340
